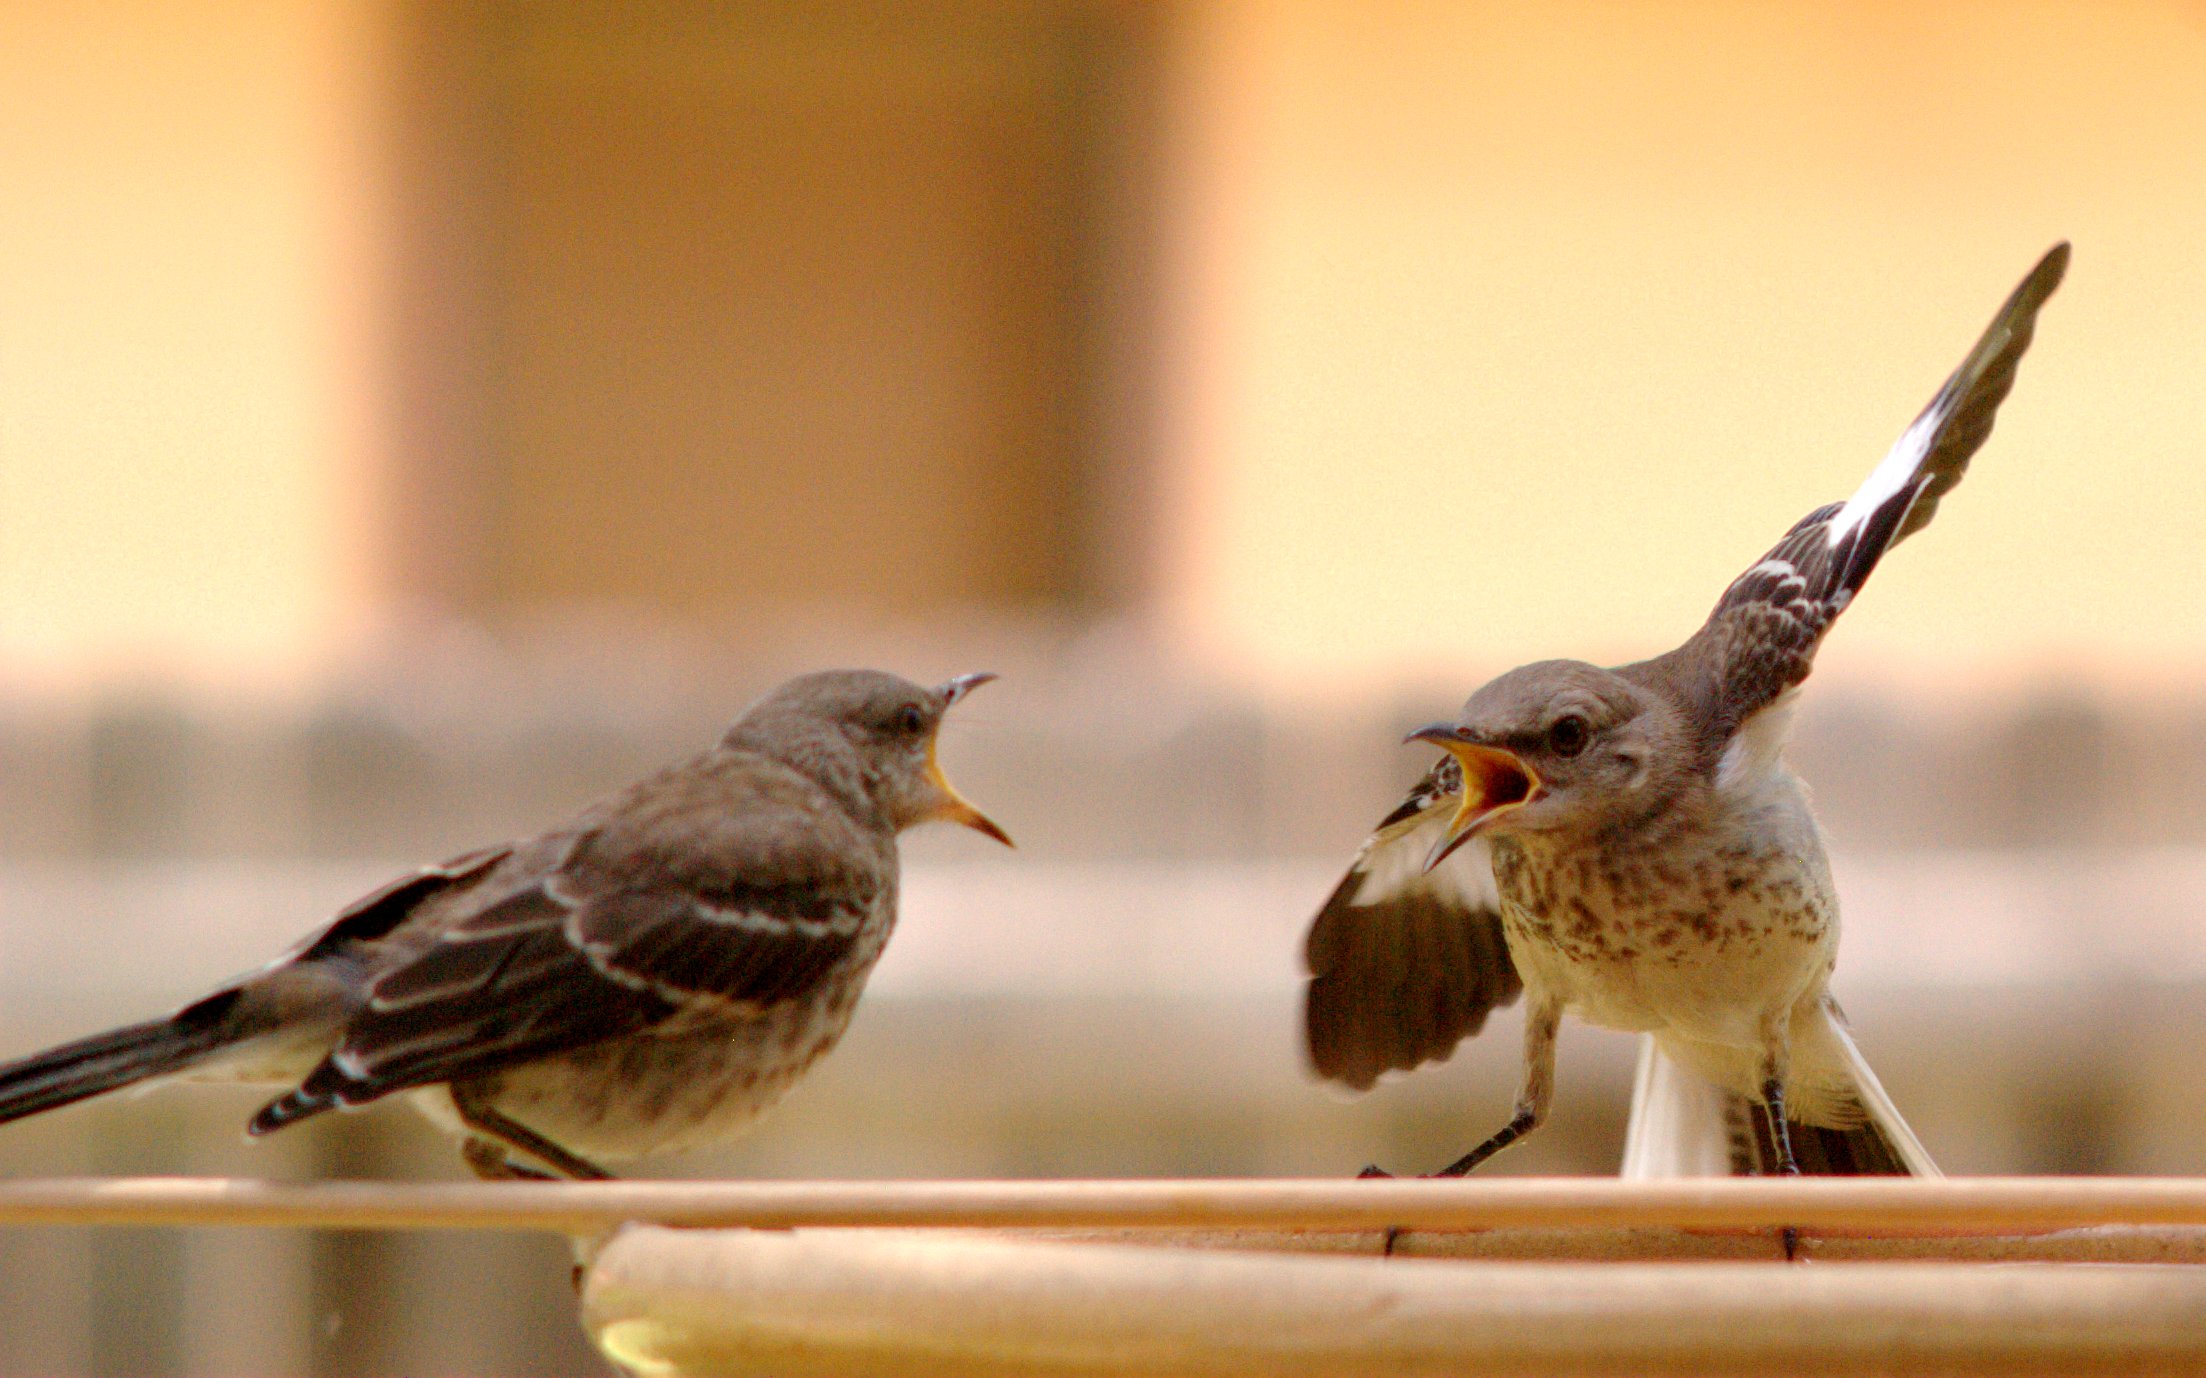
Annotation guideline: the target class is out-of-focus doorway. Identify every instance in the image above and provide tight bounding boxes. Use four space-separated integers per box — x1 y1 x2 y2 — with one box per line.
385 1 1163 627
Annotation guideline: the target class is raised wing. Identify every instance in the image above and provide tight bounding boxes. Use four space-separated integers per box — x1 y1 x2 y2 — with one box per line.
1303 759 1523 1092
1685 243 2067 743
250 758 882 1131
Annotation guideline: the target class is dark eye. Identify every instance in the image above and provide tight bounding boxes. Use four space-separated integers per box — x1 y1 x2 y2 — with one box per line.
1547 715 1590 757
895 704 927 735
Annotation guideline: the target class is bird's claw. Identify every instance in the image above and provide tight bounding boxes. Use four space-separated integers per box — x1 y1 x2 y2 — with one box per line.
1356 1164 1395 1179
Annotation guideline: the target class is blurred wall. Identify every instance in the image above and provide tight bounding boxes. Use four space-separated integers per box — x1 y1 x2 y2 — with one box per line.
393 3 1155 622
12 3 2206 694
1152 0 2206 688
0 0 1167 685
0 0 388 686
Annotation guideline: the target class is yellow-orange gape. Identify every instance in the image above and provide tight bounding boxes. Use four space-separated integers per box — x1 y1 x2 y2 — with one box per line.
1305 245 2069 1180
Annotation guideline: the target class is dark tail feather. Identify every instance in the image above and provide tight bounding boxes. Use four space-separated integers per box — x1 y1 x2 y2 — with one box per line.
1621 1035 1939 1178
0 991 242 1126
1744 1102 1915 1176
246 1083 332 1136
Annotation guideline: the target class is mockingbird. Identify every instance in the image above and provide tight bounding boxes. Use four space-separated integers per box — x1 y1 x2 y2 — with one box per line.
0 669 1010 1180
1305 244 2068 1178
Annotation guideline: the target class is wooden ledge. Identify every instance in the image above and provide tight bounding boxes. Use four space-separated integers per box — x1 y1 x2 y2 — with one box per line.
4 1175 2206 1236
3 1176 2202 1374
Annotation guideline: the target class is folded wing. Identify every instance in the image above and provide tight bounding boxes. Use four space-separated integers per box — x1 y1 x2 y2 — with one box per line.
251 766 881 1132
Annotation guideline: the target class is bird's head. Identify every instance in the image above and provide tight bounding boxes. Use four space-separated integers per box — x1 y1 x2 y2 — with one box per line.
727 669 1012 845
1407 659 1684 871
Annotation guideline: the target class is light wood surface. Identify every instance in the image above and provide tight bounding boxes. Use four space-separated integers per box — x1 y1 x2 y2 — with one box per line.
5 1176 2203 1374
1020 1223 2206 1264
582 1225 2206 1378
5 1175 2206 1236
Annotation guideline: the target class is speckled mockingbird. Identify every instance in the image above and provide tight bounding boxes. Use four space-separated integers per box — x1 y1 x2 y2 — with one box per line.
1305 244 2068 1178
0 669 1010 1180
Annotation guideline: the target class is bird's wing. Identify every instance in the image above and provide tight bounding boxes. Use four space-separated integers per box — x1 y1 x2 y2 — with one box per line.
1303 758 1524 1092
283 844 515 966
250 758 882 1130
1682 243 2067 746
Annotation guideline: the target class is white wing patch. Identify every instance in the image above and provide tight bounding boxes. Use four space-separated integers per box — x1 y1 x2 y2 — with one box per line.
1827 404 1938 548
1714 688 1801 792
1348 807 1499 914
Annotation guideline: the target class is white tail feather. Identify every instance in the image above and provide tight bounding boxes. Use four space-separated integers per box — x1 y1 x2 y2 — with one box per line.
1619 1031 1939 1177
1619 1036 1741 1178
1824 1017 1941 1177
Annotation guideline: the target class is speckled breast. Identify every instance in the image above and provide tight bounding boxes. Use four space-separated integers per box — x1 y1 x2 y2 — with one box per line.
1489 832 1835 1036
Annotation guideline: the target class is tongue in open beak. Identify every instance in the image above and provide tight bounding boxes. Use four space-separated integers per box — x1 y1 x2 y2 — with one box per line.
1403 724 1540 872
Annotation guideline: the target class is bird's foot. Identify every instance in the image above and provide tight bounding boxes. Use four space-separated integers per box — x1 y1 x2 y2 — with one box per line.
1356 1164 1395 1179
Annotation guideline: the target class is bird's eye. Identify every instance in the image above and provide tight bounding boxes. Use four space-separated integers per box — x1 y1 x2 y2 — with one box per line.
1547 715 1591 757
895 704 927 735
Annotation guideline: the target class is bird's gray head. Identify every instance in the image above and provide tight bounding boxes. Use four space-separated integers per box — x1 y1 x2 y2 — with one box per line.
724 669 1012 845
1406 659 1688 871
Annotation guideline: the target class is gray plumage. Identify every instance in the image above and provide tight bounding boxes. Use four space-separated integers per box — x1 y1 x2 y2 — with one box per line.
1305 245 2068 1177
0 669 1009 1179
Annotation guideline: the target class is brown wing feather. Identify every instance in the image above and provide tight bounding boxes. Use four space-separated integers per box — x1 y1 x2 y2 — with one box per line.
249 751 885 1132
1653 244 2067 746
1304 768 1523 1091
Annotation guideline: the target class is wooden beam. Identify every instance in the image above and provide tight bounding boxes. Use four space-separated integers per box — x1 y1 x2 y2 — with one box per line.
2 1175 2206 1236
1023 1223 2206 1264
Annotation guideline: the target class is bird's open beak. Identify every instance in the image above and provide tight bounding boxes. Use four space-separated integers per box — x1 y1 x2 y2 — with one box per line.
929 673 1013 847
939 671 997 707
1405 723 1541 872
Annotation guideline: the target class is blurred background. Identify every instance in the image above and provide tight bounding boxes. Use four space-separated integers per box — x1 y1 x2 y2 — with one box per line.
3 1 2206 1373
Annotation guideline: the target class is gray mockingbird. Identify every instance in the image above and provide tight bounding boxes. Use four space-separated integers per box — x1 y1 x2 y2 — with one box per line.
0 669 1010 1180
1305 244 2068 1178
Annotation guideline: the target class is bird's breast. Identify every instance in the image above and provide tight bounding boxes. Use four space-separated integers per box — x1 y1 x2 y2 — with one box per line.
1491 833 1836 1037
455 895 900 1163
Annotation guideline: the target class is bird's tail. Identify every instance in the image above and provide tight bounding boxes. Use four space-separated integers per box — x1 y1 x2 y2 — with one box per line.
1620 1025 1939 1178
0 990 245 1127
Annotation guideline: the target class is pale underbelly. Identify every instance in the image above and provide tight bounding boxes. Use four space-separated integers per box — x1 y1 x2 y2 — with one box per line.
416 992 864 1163
1504 910 1834 1047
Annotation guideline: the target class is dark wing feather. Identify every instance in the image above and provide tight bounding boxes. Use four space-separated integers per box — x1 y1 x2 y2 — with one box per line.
248 885 671 1131
1676 244 2067 741
288 844 512 965
578 882 873 1008
1303 761 1523 1092
250 754 885 1132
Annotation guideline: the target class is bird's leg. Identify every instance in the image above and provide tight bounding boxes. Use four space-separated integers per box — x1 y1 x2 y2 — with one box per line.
1432 996 1560 1177
1761 1076 1800 1177
1362 997 1560 1180
1758 1029 1804 1261
1757 1022 1801 1177
451 1082 615 1182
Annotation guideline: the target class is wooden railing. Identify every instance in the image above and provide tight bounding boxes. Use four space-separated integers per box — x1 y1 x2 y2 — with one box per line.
3 1176 2204 1376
